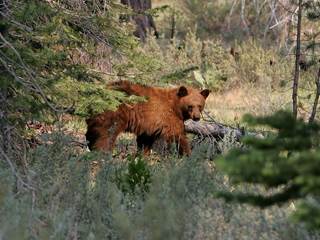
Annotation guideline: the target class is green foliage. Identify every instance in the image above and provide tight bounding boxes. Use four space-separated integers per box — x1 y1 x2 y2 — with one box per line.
3 0 320 238
217 111 320 230
116 154 151 194
230 41 293 87
300 1 320 75
121 32 293 92
1 0 139 124
116 31 232 90
306 2 320 20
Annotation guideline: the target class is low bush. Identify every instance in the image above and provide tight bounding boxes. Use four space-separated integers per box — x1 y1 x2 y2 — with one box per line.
1 131 318 239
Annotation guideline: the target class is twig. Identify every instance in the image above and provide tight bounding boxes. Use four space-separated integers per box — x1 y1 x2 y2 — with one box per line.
278 0 298 15
0 146 35 190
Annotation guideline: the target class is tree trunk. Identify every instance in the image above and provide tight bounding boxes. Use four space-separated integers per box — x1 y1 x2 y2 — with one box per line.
292 0 303 119
309 68 320 123
121 0 158 42
170 9 176 41
0 0 9 152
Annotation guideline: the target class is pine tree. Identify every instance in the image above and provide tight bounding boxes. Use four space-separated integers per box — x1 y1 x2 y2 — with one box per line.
120 0 159 42
1 0 140 120
216 111 320 229
0 0 142 187
293 1 320 121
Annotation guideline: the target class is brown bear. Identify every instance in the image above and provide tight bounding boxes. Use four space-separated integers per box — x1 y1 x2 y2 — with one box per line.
85 81 210 156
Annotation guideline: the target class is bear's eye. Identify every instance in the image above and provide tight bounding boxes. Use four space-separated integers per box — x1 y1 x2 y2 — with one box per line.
188 105 193 111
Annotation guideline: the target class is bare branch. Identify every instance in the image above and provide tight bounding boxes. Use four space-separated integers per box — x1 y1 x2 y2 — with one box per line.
185 118 262 142
0 146 35 190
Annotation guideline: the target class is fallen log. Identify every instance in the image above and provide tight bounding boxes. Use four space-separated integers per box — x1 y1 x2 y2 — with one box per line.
184 120 262 141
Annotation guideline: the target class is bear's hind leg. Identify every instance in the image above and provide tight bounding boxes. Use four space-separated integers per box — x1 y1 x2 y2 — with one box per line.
164 134 191 156
103 119 128 152
86 112 115 152
86 112 127 153
136 134 156 156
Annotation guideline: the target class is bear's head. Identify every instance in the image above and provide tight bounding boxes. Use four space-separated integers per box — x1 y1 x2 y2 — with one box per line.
177 86 210 121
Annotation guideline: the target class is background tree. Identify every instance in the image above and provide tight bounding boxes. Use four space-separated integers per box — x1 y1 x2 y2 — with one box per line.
120 0 159 42
215 1 320 230
0 0 139 190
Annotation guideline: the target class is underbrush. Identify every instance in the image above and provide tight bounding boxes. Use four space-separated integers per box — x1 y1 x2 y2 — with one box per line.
114 32 295 91
2 15 319 239
3 1 320 239
1 132 319 239
2 36 317 238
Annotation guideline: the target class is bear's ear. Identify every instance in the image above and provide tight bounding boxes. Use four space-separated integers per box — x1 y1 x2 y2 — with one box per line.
200 89 210 99
177 86 188 98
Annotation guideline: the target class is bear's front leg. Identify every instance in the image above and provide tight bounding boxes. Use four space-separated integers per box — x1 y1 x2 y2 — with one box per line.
162 123 191 156
177 134 191 156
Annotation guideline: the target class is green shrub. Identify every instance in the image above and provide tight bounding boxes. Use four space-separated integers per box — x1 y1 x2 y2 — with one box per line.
119 33 294 92
228 40 293 88
116 155 152 194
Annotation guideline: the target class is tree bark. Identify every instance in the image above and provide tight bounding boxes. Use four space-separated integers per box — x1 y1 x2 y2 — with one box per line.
184 120 262 141
309 68 320 123
120 0 159 42
0 0 9 152
292 0 303 119
170 9 176 41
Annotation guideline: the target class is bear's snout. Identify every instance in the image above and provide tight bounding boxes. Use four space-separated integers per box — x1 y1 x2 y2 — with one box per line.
193 116 200 121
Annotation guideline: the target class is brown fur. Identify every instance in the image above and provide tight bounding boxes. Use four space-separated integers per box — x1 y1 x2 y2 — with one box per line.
85 81 210 155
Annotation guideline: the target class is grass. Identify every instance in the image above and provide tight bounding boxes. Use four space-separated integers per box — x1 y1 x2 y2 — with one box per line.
206 84 292 123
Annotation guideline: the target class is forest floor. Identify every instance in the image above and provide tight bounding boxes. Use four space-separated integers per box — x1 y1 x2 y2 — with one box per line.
207 86 292 122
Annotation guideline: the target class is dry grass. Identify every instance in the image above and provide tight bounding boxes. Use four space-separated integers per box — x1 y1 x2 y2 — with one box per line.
153 0 172 7
205 85 292 124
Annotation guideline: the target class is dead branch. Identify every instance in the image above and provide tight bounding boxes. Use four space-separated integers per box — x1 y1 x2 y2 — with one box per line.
185 119 262 141
185 120 242 140
0 146 35 190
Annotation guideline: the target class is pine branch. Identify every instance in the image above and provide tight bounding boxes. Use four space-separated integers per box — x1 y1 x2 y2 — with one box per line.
216 184 302 208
